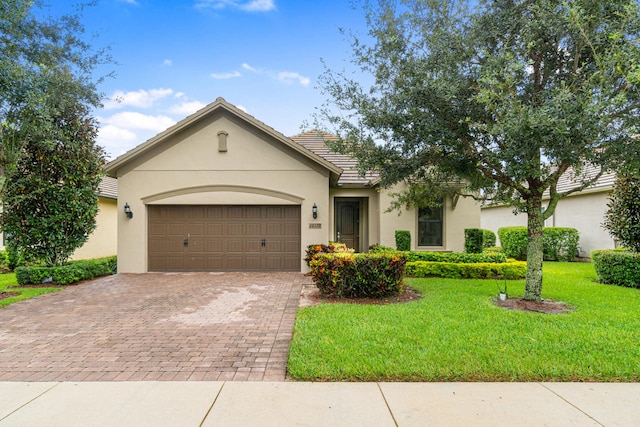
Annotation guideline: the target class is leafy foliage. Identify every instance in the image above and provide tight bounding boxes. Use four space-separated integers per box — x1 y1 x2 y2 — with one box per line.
1 96 106 266
543 227 580 261
15 255 117 286
319 0 640 301
482 229 496 248
499 226 579 261
464 228 484 253
309 252 407 298
592 249 640 288
603 174 640 252
498 227 529 260
405 260 526 280
304 242 353 267
394 230 411 251
0 0 110 173
407 251 507 264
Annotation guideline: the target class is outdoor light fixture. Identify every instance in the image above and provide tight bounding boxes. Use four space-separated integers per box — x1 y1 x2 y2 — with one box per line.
312 203 318 219
124 202 133 219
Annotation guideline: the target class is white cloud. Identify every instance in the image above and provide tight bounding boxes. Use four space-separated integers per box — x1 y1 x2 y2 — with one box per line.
103 88 174 110
102 112 176 132
277 71 310 86
210 71 242 79
241 63 257 72
169 101 207 115
236 105 248 113
194 0 275 12
119 0 139 4
163 59 172 66
96 124 138 158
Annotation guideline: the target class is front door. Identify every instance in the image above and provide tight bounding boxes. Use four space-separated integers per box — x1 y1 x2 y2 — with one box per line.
335 200 360 252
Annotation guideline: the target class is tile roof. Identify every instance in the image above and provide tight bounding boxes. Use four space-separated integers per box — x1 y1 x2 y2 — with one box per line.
290 131 379 186
98 176 118 199
549 164 616 195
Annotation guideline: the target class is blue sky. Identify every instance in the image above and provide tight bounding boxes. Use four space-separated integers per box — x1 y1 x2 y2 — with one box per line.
46 0 368 159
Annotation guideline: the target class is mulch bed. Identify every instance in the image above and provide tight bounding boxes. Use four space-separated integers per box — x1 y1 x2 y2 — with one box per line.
0 292 19 301
494 297 572 314
301 284 422 306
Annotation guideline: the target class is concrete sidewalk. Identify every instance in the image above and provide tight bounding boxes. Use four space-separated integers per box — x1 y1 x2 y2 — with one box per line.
1 382 638 426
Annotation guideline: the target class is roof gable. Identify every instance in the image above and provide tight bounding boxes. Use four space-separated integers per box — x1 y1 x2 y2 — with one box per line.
105 98 342 178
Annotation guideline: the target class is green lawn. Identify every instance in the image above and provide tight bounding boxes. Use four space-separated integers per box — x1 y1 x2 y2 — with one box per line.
0 273 61 308
288 262 640 381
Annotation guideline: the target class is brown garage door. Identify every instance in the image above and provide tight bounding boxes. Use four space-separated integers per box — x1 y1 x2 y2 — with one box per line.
148 205 301 271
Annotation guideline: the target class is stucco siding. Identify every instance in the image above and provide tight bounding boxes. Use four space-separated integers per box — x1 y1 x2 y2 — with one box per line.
481 191 615 256
377 186 480 252
115 114 330 273
70 198 118 260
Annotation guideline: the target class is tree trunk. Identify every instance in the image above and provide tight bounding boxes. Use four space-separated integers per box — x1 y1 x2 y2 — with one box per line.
523 195 544 302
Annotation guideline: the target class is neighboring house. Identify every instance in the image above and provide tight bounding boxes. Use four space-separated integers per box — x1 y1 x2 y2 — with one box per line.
105 98 480 273
70 176 118 260
0 176 118 260
481 166 616 257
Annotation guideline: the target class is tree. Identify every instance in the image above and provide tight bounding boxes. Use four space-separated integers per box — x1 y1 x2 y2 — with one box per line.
0 0 109 174
603 174 640 252
319 0 640 301
0 1 111 266
1 70 105 267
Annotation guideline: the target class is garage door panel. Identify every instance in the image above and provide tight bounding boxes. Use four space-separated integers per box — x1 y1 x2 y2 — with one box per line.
149 205 300 272
228 223 243 235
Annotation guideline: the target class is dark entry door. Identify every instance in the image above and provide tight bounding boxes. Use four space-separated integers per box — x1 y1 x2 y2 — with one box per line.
335 200 360 252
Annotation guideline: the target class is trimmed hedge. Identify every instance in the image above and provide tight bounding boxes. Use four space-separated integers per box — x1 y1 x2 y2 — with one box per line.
497 227 528 260
304 242 353 267
407 251 508 263
15 256 117 286
310 252 408 298
483 229 497 248
543 227 579 261
592 249 640 288
498 226 579 261
395 230 411 251
464 229 484 253
406 260 526 280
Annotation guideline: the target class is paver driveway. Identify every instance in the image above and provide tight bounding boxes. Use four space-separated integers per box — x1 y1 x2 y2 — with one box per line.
0 272 305 381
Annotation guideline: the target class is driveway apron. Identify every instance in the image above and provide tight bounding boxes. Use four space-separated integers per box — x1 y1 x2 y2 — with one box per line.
0 272 304 381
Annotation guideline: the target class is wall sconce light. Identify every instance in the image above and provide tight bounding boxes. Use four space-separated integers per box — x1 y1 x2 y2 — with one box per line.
312 203 318 219
124 202 133 219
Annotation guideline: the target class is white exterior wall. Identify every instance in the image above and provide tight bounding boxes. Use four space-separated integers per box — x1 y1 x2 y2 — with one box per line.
481 190 615 257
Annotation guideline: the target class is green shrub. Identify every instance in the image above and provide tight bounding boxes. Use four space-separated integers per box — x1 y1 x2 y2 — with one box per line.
543 227 579 261
497 226 578 261
368 244 396 252
15 255 117 286
464 229 484 253
482 229 497 248
497 226 528 260
405 260 526 279
483 246 503 254
407 251 508 263
310 252 408 298
592 249 640 288
304 242 352 267
395 230 411 251
603 174 640 252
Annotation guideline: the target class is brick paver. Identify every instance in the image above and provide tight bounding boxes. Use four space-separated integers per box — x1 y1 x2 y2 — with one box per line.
0 272 305 381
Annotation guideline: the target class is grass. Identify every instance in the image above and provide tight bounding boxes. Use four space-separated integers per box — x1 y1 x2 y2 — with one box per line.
0 273 61 308
288 262 640 381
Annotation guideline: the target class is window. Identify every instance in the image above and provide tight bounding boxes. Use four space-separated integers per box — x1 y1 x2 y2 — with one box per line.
418 204 443 246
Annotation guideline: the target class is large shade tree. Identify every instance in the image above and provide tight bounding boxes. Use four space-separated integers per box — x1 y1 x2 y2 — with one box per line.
0 0 111 266
319 0 640 301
